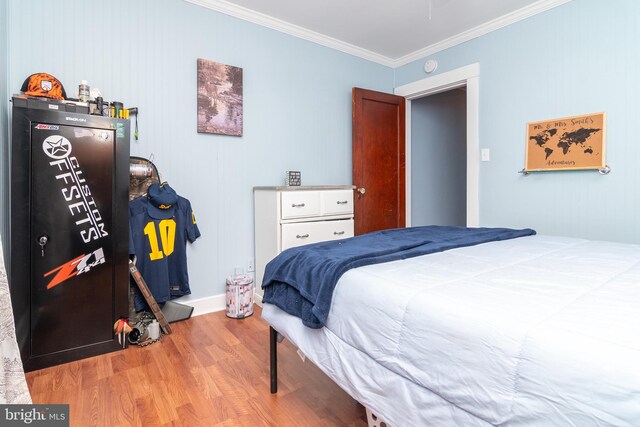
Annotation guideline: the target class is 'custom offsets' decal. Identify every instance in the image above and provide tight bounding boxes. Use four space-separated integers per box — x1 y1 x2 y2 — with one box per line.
42 134 108 243
41 133 109 289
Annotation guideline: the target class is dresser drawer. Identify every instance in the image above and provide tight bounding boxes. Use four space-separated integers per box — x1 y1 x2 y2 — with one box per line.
281 219 354 250
281 191 321 219
321 189 353 215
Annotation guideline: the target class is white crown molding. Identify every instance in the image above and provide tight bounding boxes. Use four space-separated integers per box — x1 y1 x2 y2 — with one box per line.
393 0 572 67
184 0 570 69
184 0 396 67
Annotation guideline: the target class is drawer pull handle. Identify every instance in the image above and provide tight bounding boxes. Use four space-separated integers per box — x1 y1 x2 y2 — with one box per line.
333 231 345 236
336 200 348 205
291 203 306 208
296 234 309 239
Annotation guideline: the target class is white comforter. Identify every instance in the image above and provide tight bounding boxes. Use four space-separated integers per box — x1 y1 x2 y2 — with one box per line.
319 235 640 426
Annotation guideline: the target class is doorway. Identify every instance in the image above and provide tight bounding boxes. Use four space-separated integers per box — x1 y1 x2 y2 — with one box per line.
411 88 467 226
395 63 480 227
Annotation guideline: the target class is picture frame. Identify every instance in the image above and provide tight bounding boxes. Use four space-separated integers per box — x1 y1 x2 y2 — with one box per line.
197 58 243 136
525 112 606 172
285 171 301 186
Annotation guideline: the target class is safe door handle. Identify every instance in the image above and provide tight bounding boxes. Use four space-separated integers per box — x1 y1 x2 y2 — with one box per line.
38 235 49 256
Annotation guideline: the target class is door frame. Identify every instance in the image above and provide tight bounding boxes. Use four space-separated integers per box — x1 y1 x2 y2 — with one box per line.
394 63 480 227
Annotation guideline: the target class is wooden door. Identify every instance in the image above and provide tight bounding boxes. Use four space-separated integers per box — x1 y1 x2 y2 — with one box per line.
352 87 406 235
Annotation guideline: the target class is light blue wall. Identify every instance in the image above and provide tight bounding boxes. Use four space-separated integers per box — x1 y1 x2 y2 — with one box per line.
411 90 466 227
397 0 640 243
3 0 393 301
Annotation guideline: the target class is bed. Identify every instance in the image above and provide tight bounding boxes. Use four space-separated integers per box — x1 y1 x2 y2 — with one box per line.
261 227 640 426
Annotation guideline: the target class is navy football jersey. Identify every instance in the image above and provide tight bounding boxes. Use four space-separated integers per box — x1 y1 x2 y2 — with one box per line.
129 195 201 311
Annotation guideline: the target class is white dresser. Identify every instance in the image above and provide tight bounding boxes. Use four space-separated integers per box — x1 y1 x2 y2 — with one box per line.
253 185 355 299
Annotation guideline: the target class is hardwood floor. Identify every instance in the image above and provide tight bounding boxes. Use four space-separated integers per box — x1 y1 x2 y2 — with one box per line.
25 306 369 427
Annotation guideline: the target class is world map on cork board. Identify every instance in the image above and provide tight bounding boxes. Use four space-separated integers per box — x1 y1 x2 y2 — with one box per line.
525 112 606 171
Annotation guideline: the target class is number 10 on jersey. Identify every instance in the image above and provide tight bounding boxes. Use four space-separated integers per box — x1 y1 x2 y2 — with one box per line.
144 219 176 260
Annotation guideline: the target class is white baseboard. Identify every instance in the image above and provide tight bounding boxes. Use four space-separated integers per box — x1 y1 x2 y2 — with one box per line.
254 291 263 306
175 293 226 317
173 290 264 318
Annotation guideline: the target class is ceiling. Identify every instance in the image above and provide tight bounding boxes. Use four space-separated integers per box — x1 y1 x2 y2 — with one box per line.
186 0 570 66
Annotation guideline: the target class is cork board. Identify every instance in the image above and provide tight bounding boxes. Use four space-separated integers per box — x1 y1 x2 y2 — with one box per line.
525 112 606 171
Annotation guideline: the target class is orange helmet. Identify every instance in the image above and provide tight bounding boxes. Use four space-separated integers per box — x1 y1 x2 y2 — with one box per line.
20 72 67 100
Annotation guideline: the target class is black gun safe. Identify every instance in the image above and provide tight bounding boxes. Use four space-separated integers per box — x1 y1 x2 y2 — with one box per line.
6 97 130 371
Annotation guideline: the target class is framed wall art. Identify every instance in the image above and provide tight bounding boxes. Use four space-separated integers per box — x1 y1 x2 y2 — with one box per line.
197 58 243 136
285 171 301 186
525 112 606 172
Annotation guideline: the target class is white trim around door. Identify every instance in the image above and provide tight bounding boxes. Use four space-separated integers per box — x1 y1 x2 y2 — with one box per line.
394 63 480 227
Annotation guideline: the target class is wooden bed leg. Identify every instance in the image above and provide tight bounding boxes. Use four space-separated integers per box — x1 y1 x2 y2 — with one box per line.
270 326 278 393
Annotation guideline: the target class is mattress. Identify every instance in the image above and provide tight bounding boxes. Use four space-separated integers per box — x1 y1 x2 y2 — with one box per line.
262 235 640 426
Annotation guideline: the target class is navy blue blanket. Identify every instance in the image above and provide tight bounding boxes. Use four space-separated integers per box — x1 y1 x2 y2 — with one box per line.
262 225 536 329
